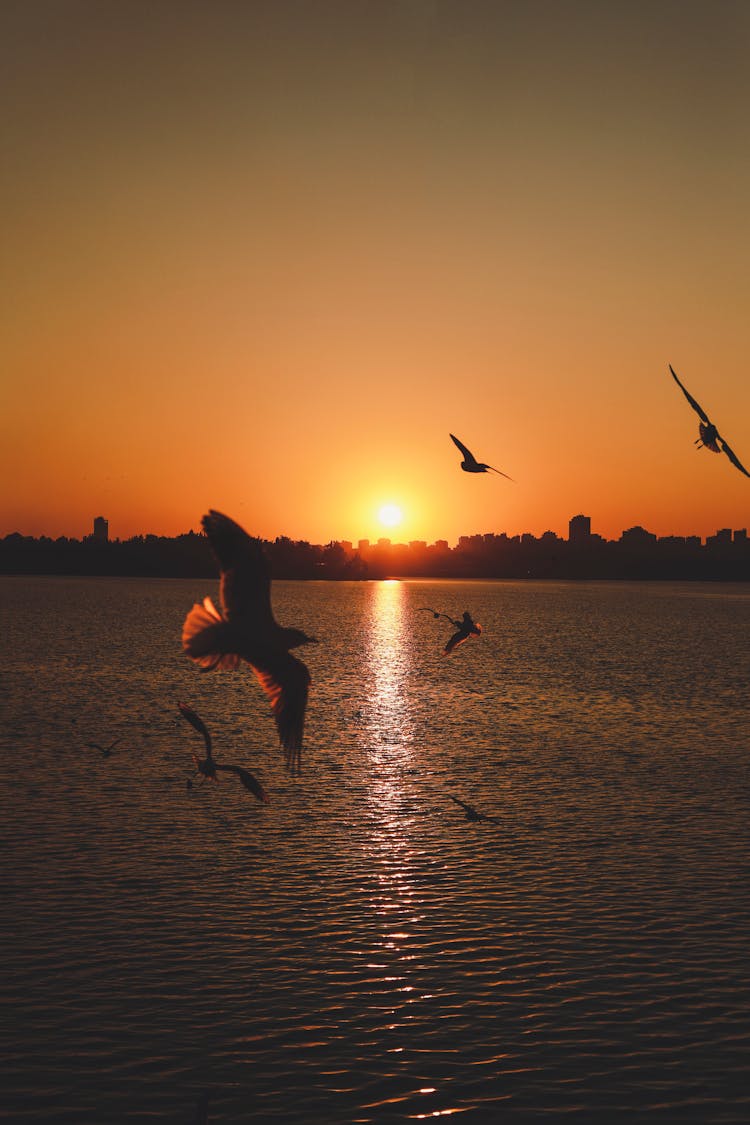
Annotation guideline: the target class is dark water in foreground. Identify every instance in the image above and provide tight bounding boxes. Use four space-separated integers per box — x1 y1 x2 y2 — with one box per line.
1 576 749 1123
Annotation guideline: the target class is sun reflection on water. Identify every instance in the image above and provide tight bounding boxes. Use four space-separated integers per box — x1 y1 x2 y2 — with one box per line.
364 579 414 756
360 583 429 989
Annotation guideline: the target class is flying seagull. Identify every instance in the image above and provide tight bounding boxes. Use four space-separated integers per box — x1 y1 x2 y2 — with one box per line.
86 738 120 758
444 611 482 655
177 702 269 802
446 793 501 824
450 433 513 480
182 510 318 774
669 365 749 477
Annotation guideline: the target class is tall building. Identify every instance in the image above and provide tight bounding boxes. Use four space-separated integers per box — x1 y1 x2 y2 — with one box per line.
93 516 109 543
568 514 591 543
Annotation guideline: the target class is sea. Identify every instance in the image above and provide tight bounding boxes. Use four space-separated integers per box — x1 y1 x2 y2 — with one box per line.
2 576 749 1123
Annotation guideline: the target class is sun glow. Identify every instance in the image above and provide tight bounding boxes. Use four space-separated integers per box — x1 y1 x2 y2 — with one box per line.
378 503 403 529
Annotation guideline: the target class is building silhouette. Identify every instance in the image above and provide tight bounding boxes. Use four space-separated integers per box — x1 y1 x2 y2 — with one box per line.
93 516 108 543
568 514 591 543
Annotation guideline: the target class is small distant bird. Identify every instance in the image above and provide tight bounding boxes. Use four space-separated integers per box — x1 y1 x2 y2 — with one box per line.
419 606 451 620
669 365 749 477
86 738 120 758
177 702 269 803
445 793 501 824
443 611 482 655
182 510 318 774
450 433 513 480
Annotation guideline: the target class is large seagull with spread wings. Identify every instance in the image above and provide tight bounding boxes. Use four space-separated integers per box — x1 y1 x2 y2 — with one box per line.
669 365 749 477
449 433 514 480
182 510 318 773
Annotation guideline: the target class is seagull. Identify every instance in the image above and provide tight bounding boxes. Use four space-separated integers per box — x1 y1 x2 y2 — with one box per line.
443 611 482 655
445 793 501 824
669 365 749 477
177 702 269 802
182 510 318 773
418 606 452 620
450 433 513 480
86 738 120 758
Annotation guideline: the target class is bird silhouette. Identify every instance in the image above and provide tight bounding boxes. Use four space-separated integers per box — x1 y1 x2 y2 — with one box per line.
445 793 501 824
669 365 749 477
419 606 452 620
86 738 120 758
182 510 318 773
177 702 269 802
450 433 513 480
443 611 482 655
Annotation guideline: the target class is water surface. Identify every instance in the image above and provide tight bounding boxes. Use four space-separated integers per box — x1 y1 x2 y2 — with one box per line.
2 577 749 1122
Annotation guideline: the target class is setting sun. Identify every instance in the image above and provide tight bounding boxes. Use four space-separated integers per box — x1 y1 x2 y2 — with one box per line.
378 503 403 529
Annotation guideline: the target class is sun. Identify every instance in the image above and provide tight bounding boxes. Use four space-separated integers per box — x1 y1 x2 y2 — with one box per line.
378 503 403 529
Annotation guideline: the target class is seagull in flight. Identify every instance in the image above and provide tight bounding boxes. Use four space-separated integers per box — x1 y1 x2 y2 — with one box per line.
86 738 120 758
443 611 482 655
434 789 501 824
177 702 269 802
669 365 749 477
182 510 318 773
420 607 482 653
450 433 513 480
446 794 501 824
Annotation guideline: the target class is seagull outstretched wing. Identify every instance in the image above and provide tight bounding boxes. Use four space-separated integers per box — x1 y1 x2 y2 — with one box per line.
215 763 269 803
719 435 750 477
177 702 212 757
252 652 311 774
444 629 469 654
202 510 275 629
450 433 479 465
669 365 711 424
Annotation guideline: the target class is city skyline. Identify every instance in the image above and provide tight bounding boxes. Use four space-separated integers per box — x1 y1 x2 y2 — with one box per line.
5 510 747 552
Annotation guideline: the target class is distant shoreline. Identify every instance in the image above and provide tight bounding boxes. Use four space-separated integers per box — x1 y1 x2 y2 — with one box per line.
2 530 748 583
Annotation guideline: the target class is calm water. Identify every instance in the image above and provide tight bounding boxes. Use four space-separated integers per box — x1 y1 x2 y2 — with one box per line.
2 576 749 1123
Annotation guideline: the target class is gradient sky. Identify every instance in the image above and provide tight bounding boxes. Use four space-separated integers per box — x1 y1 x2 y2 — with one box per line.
3 0 749 545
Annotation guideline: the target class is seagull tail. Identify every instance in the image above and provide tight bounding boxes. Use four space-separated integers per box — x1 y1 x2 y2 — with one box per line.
182 597 242 671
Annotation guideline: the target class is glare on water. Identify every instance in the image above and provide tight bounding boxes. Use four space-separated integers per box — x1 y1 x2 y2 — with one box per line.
1 575 749 1122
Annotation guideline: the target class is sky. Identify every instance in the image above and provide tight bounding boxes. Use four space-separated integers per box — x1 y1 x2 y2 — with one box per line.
2 0 750 545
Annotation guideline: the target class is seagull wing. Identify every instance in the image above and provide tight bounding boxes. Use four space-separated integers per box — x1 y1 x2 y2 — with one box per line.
215 763 270 803
250 651 311 774
486 465 515 481
419 607 453 620
202 510 274 629
444 628 470 654
86 742 107 755
450 433 479 466
718 435 750 477
177 702 212 757
447 793 473 813
669 365 711 424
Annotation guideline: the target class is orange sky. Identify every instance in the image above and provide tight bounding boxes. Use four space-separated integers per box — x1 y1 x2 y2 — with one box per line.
2 2 749 545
